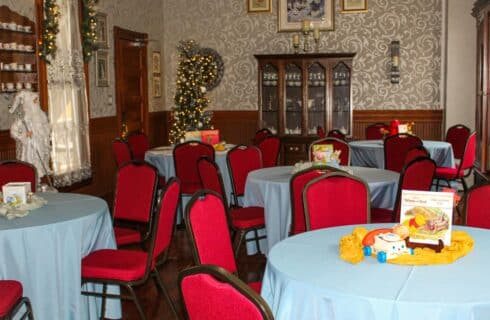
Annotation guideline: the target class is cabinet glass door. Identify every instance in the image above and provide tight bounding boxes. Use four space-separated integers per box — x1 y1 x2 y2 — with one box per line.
332 62 351 135
285 63 302 135
307 63 325 136
261 63 279 134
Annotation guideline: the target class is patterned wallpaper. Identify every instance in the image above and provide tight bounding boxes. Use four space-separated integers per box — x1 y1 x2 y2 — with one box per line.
163 0 442 111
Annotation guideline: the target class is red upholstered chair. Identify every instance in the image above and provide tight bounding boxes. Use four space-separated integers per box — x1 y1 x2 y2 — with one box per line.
185 190 262 294
257 136 280 168
309 137 351 166
179 265 274 320
81 178 180 320
289 165 341 235
316 126 326 138
0 160 37 191
252 128 272 145
126 131 150 162
371 156 436 223
434 132 476 193
198 157 265 256
404 145 429 165
446 124 471 160
227 145 263 207
327 129 346 141
0 280 34 320
384 133 423 173
465 183 490 228
303 172 370 231
365 123 389 140
112 138 132 168
112 161 158 247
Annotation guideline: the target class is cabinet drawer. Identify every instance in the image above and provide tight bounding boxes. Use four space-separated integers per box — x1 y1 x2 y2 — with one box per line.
284 143 305 154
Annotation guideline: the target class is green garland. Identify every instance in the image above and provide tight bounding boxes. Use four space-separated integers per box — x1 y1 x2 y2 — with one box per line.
39 0 60 63
81 0 98 62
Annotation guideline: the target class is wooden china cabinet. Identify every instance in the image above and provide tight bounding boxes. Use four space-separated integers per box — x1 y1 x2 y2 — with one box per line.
255 53 355 165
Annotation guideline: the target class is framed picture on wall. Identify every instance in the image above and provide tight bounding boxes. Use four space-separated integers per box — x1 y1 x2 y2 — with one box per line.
95 50 109 87
248 0 272 13
278 0 334 31
153 76 161 97
152 51 161 74
95 12 108 48
341 0 368 13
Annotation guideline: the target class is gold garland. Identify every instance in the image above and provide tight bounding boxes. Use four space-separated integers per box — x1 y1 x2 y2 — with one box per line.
39 0 60 63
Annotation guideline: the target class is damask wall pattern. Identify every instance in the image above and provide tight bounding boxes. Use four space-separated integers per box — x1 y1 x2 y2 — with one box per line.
163 0 442 112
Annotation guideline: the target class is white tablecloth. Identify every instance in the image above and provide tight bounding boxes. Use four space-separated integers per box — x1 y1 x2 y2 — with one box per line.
0 193 121 320
262 224 488 320
243 166 399 254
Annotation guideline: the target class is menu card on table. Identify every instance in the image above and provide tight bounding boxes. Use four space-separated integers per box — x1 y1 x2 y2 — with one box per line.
399 190 453 246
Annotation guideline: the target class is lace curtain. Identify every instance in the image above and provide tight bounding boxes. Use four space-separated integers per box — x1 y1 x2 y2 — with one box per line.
47 1 91 187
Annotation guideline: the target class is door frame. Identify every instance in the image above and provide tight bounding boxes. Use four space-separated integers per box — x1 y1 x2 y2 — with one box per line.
114 26 149 136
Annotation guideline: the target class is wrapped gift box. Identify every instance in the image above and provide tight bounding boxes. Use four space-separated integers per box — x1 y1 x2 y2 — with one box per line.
2 182 31 204
184 130 202 142
201 130 220 145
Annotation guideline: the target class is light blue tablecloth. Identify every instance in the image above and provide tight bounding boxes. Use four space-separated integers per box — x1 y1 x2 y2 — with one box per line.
262 224 489 320
243 166 398 255
349 140 455 169
0 193 121 320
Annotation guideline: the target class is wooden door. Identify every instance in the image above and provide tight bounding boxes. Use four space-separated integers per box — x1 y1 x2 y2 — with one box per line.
114 26 148 137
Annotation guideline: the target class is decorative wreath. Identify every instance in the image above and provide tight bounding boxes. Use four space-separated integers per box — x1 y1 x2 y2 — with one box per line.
199 47 224 91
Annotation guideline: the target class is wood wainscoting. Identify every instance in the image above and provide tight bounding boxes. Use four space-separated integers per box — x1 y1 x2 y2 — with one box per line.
0 131 15 160
211 111 258 145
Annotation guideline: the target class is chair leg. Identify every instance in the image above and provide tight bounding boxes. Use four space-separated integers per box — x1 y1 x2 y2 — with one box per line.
253 229 262 254
234 230 246 259
435 178 440 191
125 284 147 320
100 283 107 320
461 177 468 193
151 270 179 318
25 297 34 320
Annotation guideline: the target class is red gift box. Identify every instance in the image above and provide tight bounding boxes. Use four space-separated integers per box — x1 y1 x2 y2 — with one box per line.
201 130 220 145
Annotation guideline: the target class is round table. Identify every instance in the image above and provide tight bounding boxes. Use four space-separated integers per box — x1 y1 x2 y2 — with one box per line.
243 166 399 254
0 193 121 320
349 140 455 169
262 224 489 320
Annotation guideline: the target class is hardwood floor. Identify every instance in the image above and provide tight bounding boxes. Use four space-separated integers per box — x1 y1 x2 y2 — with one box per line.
120 228 267 319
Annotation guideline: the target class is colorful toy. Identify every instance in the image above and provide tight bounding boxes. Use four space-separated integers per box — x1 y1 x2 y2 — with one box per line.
362 227 414 263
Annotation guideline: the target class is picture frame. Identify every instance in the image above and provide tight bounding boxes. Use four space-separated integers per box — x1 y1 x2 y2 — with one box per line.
95 50 109 87
152 51 161 74
247 0 272 13
95 12 108 48
341 0 368 13
153 76 161 98
278 0 334 32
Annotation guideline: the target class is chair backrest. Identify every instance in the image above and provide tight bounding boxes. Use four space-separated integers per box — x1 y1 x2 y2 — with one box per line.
303 172 370 231
384 133 423 172
404 145 429 165
112 138 132 167
465 183 490 228
365 123 389 140
327 129 346 141
458 132 476 173
227 145 262 205
173 141 215 194
446 124 471 160
0 160 37 191
126 131 150 162
257 136 280 168
150 178 181 266
253 128 272 145
289 165 340 235
185 190 237 273
316 126 326 138
309 137 351 166
391 156 436 222
197 156 227 204
179 265 274 320
113 161 158 223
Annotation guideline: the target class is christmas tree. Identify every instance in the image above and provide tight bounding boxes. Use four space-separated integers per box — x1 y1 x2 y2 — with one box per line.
169 40 220 144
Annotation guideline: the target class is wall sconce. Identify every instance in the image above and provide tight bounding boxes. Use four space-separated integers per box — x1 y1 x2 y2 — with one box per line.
390 40 400 84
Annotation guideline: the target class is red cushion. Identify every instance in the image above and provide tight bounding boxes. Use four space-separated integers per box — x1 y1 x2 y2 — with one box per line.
435 166 463 180
370 208 394 223
230 207 265 229
0 280 23 317
82 249 148 281
114 227 141 246
248 281 262 294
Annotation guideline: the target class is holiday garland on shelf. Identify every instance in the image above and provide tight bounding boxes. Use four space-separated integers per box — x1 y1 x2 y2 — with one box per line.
39 0 60 63
169 40 224 144
81 0 98 62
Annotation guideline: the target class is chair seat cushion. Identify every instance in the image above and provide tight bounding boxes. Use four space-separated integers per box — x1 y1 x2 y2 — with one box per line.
230 207 265 229
114 226 141 246
370 208 394 223
248 281 262 294
82 249 148 282
435 167 463 180
181 182 202 194
0 280 23 317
